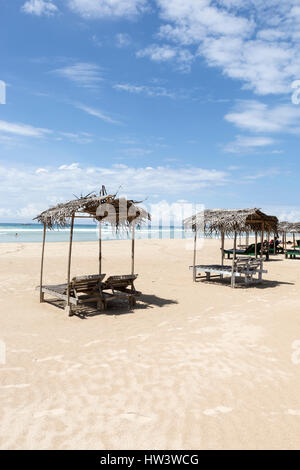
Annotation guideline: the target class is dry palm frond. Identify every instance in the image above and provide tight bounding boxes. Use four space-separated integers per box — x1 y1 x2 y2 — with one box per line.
184 208 278 235
35 189 151 230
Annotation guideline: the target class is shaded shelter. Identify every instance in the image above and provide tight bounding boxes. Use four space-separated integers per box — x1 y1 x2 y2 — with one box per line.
184 208 278 288
35 187 151 315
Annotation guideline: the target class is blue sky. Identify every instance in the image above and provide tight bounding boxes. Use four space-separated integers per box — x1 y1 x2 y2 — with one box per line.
1 0 300 222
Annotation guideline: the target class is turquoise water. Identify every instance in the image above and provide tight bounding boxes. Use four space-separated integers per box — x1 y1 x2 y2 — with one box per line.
0 223 194 243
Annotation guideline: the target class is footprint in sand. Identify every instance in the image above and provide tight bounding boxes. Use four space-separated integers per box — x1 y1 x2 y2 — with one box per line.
36 355 63 363
287 409 300 416
203 406 232 416
84 340 102 347
0 384 30 389
34 409 66 419
119 412 155 424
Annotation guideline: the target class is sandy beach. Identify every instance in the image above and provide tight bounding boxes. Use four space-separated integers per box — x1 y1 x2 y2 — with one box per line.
0 237 300 450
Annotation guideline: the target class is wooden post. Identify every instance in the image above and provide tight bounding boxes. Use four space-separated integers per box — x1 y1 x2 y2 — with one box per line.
231 231 237 288
99 221 102 274
246 232 249 247
260 223 264 259
66 215 75 316
273 231 276 254
255 232 258 258
293 232 295 249
39 223 46 303
131 222 135 275
193 229 197 282
221 231 225 266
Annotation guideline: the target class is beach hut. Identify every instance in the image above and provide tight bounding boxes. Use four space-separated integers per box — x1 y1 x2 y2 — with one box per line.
184 208 278 288
278 221 300 258
35 187 151 315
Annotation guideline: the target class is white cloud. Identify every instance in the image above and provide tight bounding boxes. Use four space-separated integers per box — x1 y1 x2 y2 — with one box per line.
114 83 176 98
75 103 121 125
149 0 300 94
0 120 52 138
224 135 276 153
68 0 147 19
0 163 229 219
137 44 194 72
225 100 300 134
115 33 131 48
21 0 58 16
53 62 103 87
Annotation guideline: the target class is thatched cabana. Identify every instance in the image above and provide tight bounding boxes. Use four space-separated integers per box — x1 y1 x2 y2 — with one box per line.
35 186 150 315
278 221 300 255
184 208 278 287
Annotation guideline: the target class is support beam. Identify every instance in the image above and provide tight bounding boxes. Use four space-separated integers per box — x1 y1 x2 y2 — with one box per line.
255 232 258 258
99 221 102 274
39 223 46 303
261 222 264 259
193 230 197 282
131 222 135 275
221 231 225 266
231 231 237 288
66 215 75 315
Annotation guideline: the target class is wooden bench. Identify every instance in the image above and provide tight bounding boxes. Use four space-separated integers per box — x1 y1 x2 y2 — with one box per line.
190 257 267 287
36 274 106 314
285 249 300 259
101 274 140 308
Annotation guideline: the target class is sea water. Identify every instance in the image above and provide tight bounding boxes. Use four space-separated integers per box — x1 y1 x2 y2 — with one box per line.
0 223 195 243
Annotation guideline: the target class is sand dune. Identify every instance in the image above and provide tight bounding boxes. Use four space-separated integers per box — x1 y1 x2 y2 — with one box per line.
0 238 300 449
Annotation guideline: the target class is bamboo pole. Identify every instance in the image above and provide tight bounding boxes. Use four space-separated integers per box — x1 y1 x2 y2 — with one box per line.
255 232 258 258
99 221 102 274
193 230 197 282
39 223 46 303
293 232 296 249
273 231 276 254
260 223 264 259
131 222 135 275
66 215 75 315
221 231 225 266
231 231 237 288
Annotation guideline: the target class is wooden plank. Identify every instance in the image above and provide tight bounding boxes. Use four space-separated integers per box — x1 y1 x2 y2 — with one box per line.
66 215 75 311
193 230 197 282
99 221 102 275
131 222 135 275
39 223 46 303
231 231 237 288
41 287 78 305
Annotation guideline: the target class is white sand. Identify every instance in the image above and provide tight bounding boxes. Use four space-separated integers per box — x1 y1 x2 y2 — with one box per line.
0 238 300 449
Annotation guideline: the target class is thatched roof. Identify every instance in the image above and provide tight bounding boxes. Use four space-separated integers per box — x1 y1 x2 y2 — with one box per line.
278 221 300 233
184 208 278 235
34 189 151 229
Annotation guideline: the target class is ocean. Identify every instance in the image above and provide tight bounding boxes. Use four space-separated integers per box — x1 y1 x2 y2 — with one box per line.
0 223 195 243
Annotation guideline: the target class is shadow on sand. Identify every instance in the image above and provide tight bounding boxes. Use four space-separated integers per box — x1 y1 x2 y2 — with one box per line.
44 293 178 319
196 277 294 289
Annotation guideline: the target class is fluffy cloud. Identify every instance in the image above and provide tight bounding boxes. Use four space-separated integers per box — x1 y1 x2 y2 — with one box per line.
223 135 276 153
225 101 300 134
21 0 58 16
0 163 229 219
137 45 194 72
68 0 146 19
150 0 300 94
